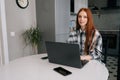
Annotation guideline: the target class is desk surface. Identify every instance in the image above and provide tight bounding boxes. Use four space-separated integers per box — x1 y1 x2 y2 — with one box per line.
0 53 109 80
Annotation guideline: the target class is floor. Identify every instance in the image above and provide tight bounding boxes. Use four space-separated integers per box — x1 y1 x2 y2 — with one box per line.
106 56 118 80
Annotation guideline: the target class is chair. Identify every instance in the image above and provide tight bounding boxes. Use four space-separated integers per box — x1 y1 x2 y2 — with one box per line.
102 34 109 64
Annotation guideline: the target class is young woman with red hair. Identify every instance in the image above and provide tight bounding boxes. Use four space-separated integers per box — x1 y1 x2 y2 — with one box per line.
68 8 103 62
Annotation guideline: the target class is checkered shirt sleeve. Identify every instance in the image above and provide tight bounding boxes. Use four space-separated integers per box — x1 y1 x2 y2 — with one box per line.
67 31 78 44
89 30 103 61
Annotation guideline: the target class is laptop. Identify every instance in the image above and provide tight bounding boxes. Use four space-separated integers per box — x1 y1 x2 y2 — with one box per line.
45 41 87 68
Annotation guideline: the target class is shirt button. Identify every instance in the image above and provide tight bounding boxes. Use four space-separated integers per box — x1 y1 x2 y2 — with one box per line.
82 47 84 49
82 40 84 42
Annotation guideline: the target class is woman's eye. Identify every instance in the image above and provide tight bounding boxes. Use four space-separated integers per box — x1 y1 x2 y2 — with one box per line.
84 16 87 18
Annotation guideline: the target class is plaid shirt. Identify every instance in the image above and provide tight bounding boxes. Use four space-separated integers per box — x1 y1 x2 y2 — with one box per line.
67 29 103 61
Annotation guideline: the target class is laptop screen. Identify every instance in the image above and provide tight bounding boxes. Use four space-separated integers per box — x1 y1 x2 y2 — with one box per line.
45 41 83 68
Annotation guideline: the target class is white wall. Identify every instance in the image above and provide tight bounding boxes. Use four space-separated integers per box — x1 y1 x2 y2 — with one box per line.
0 11 2 66
4 0 36 61
0 17 2 65
0 37 3 66
0 43 1 66
75 0 88 13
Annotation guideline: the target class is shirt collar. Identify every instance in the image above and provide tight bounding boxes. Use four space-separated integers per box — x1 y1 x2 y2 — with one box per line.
80 29 85 33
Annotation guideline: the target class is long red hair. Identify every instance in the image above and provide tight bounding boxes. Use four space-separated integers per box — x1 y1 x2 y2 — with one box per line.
76 8 95 55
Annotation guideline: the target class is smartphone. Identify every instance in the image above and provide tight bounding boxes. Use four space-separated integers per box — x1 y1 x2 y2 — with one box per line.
53 67 72 76
41 56 48 59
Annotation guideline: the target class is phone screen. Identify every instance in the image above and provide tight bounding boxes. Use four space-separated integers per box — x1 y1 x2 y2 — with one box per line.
41 56 48 59
53 67 72 76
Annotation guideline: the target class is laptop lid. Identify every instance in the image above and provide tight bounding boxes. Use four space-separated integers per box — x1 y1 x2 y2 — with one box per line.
45 41 83 68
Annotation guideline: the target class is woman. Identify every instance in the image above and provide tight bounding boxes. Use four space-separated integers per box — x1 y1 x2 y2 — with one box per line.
68 8 103 62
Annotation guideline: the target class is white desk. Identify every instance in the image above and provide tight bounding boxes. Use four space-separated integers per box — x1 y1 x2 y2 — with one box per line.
0 53 109 80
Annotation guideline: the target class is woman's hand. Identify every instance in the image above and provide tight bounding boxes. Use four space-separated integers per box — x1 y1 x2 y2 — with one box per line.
80 55 92 61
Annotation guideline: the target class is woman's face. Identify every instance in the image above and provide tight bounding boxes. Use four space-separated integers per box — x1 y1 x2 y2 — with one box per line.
78 10 88 30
